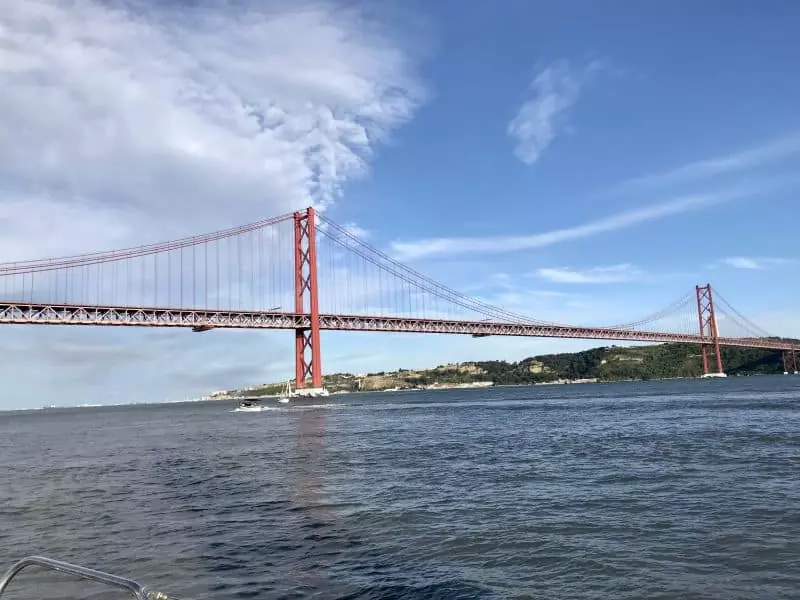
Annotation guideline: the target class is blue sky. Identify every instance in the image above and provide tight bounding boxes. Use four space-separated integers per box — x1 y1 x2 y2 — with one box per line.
1 0 799 409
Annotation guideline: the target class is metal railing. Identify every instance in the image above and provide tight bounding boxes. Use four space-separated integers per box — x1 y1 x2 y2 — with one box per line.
0 556 171 599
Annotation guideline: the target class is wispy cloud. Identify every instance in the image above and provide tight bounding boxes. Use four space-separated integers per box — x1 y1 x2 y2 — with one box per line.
719 256 793 270
342 223 370 239
0 0 423 257
390 189 747 261
535 264 642 284
507 60 602 165
615 135 800 193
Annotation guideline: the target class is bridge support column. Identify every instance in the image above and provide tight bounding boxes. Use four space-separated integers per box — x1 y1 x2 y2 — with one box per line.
294 207 323 392
696 284 725 377
783 349 799 375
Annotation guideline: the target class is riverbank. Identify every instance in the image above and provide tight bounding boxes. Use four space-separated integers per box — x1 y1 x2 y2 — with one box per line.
207 341 795 400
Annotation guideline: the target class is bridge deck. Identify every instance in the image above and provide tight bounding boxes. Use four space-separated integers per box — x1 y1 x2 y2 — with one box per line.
0 302 795 352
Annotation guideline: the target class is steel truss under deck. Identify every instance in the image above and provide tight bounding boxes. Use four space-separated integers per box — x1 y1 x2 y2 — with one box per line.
1 301 795 352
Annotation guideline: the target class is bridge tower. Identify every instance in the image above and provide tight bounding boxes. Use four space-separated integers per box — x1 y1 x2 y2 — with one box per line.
696 284 724 376
293 207 323 393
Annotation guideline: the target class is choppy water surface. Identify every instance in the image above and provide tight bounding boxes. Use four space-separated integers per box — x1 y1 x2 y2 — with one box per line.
3 377 800 599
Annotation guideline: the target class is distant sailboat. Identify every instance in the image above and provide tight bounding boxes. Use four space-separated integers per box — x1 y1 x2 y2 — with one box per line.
278 379 292 403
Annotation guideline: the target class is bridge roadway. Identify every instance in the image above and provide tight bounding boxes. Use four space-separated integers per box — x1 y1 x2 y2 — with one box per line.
0 302 796 352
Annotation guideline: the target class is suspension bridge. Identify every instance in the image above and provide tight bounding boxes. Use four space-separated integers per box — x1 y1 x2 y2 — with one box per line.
0 207 797 393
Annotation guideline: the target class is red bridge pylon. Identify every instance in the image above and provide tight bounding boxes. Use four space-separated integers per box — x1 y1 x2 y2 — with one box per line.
696 284 724 376
293 207 322 391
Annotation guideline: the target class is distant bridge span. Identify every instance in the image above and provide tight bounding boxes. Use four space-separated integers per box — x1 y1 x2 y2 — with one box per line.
1 207 797 383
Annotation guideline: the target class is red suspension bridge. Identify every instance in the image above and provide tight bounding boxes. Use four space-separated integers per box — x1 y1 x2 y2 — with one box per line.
0 207 797 392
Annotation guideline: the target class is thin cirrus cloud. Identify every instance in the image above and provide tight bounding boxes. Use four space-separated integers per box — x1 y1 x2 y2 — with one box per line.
507 60 603 165
719 256 793 270
535 263 642 284
613 134 800 193
390 189 749 261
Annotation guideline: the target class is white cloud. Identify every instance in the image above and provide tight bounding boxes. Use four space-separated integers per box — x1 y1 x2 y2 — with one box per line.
722 257 761 270
720 256 793 270
535 264 642 284
0 193 137 261
0 0 423 257
342 223 371 239
0 0 424 409
507 60 601 165
615 134 800 193
390 189 745 261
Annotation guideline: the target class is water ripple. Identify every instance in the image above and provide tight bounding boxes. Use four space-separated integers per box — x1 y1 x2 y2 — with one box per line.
2 378 800 599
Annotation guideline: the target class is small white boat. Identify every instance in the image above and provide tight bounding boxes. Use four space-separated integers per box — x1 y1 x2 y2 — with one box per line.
234 400 263 412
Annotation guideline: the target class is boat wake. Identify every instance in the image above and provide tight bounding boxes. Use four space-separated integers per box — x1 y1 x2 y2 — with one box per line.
231 405 279 413
231 403 347 413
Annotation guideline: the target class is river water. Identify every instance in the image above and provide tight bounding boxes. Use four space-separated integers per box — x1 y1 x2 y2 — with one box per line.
2 377 800 599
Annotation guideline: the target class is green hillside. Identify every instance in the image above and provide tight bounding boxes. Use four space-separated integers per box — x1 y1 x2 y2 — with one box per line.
476 343 792 385
221 342 796 397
